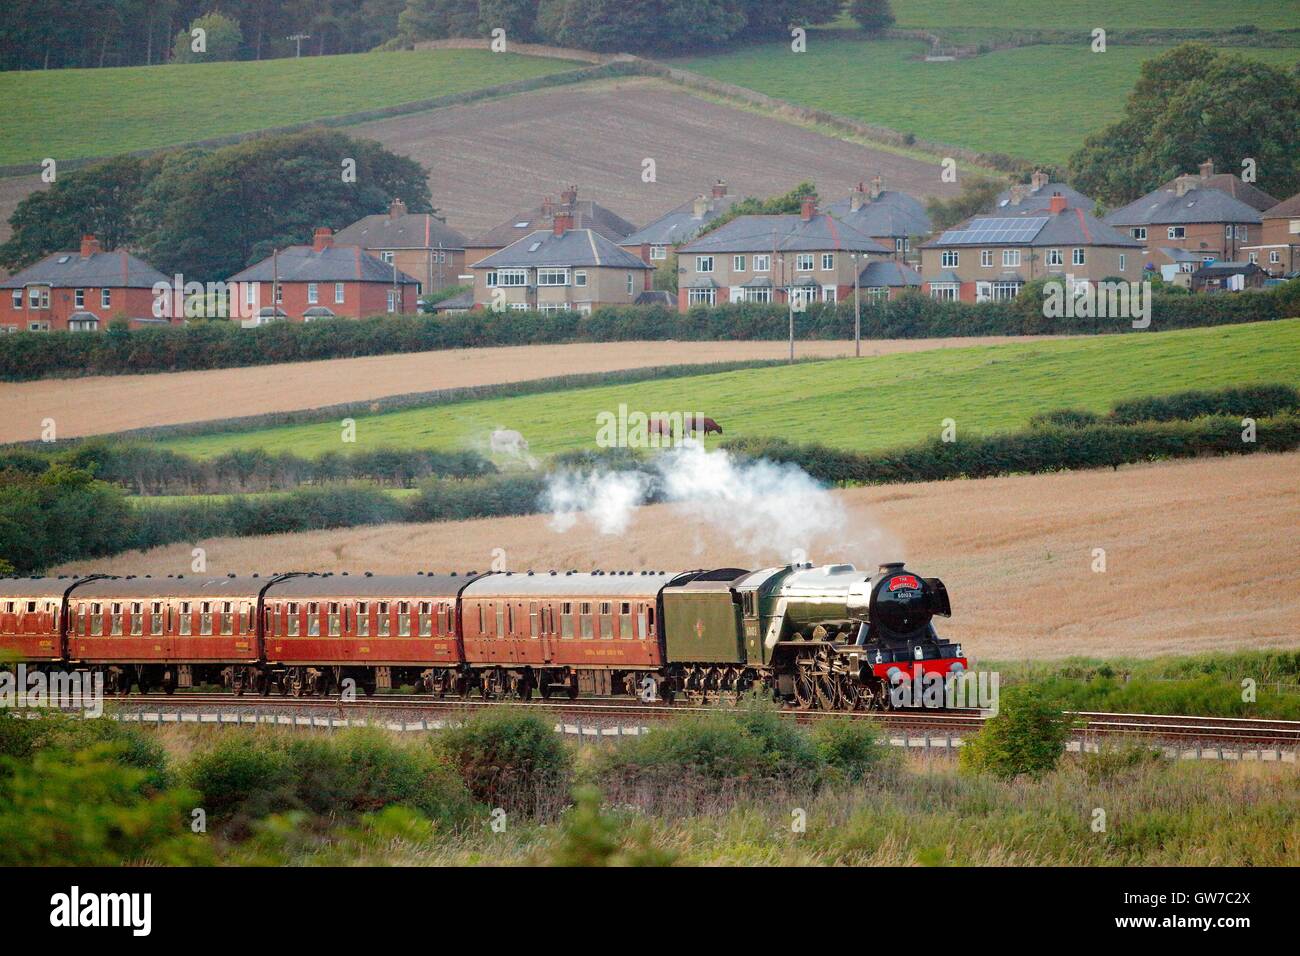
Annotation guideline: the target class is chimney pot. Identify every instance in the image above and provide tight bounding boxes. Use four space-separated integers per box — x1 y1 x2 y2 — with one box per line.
561 185 578 206
711 179 728 199
849 184 865 212
800 197 816 222
312 227 334 251
388 198 407 218
1031 169 1049 191
553 211 574 237
79 234 101 258
1049 192 1067 215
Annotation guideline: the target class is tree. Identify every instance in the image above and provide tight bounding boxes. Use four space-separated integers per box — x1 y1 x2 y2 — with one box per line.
697 180 819 236
925 177 1003 230
0 155 166 271
135 129 432 279
172 11 244 62
1069 44 1300 205
734 0 842 39
848 0 894 33
477 0 540 41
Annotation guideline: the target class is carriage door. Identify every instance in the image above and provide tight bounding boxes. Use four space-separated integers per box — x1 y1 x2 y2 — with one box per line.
531 601 552 663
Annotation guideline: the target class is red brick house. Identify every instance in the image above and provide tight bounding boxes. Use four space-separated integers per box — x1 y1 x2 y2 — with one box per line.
227 228 420 323
0 235 169 333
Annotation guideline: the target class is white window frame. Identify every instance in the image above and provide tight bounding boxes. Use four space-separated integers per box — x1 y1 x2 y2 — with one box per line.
650 245 667 261
696 256 714 274
386 290 397 313
1046 249 1063 267
929 282 959 301
1269 250 1280 264
753 254 771 273
1131 227 1147 241
536 268 570 287
980 250 993 268
380 251 394 264
1119 254 1126 271
334 282 345 304
991 280 1022 301
574 271 588 287
307 283 318 304
820 253 835 271
822 285 837 303
10 290 20 309
1072 248 1086 266
687 288 716 306
1167 226 1185 240
1002 249 1021 268
100 288 110 308
626 273 634 295
940 250 959 268
74 289 85 307
732 255 746 272
487 269 527 288
745 287 772 303
795 253 814 272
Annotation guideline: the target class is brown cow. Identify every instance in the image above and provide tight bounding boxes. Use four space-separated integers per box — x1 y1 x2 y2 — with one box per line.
688 416 723 436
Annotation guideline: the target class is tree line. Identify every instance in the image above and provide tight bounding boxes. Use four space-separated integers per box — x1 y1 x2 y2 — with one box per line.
1 0 895 71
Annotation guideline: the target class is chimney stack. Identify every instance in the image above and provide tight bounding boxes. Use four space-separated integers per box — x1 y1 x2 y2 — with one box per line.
1030 169 1049 191
1175 174 1197 198
711 179 728 199
692 195 710 219
1009 183 1029 206
79 235 101 258
869 175 884 200
1048 192 1067 215
552 211 574 236
849 182 866 212
312 227 334 251
560 185 578 206
541 196 555 218
1198 159 1214 179
389 198 407 218
800 197 816 222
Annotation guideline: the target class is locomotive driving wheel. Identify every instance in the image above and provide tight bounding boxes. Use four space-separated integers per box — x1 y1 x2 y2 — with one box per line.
791 663 815 709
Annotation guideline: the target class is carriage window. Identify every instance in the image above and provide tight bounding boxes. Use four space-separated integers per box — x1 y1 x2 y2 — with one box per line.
495 603 505 638
287 602 299 637
580 602 593 640
561 602 573 639
438 603 450 636
180 601 192 636
647 606 656 636
418 602 431 637
620 602 632 639
110 602 123 635
377 601 390 636
152 601 163 635
90 602 102 635
129 602 142 635
357 602 369 636
529 602 538 638
25 600 36 614
638 606 648 640
266 605 277 636
329 602 341 636
307 602 320 636
221 601 233 635
599 601 613 640
200 601 213 635
399 601 411 637
244 603 255 632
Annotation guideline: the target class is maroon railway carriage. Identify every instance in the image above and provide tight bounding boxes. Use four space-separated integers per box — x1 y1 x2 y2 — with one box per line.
0 576 88 664
458 571 682 699
65 575 275 694
259 572 477 697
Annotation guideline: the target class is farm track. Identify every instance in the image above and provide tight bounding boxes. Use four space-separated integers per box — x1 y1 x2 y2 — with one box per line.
98 693 1300 745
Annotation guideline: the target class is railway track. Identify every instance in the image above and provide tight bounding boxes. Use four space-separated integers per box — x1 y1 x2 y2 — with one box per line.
90 693 1300 745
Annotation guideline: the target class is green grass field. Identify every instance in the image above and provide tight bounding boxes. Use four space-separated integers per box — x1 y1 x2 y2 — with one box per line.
675 40 1300 164
157 320 1300 462
890 0 1293 30
0 49 579 167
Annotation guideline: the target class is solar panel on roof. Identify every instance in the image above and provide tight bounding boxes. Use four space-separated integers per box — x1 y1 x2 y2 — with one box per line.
938 217 1047 245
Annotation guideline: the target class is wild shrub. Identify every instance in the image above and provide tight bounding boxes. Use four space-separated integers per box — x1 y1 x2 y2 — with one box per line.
959 687 1073 780
0 711 171 792
809 717 897 783
435 710 572 814
1079 740 1168 784
543 786 676 867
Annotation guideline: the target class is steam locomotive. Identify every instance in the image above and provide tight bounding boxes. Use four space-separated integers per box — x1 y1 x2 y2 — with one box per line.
0 562 962 710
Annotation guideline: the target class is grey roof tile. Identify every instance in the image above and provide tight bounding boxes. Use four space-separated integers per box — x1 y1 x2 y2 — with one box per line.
824 190 931 237
679 212 890 254
1104 186 1262 227
858 260 922 287
1 248 167 289
333 211 467 250
621 194 737 246
228 244 420 284
469 199 636 248
474 229 651 270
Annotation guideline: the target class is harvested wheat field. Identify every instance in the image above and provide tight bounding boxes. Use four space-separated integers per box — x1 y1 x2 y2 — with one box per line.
56 452 1300 661
0 336 1058 442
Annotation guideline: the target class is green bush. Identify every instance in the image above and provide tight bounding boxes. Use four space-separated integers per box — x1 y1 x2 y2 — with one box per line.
436 710 572 813
0 746 209 865
809 717 896 782
959 688 1073 780
1108 384 1300 424
544 786 676 867
1080 741 1168 784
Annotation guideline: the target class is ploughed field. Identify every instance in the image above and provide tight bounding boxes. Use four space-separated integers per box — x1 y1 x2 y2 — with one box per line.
54 451 1300 662
0 337 1062 443
149 320 1300 460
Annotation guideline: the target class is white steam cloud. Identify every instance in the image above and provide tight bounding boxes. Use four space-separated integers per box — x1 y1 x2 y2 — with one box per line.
543 440 894 565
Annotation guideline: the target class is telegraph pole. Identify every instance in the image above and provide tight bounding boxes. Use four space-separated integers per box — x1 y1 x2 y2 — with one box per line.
852 252 861 357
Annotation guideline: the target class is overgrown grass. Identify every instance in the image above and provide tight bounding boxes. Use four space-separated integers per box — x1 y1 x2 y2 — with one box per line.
674 39 1300 164
0 49 578 167
890 0 1291 31
156 319 1300 460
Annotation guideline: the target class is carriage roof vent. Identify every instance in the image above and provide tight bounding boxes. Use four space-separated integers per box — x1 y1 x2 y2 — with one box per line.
877 562 906 574
550 570 557 575
364 571 373 577
527 570 534 576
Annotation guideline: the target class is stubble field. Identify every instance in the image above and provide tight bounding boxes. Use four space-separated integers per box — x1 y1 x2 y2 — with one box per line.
55 451 1300 662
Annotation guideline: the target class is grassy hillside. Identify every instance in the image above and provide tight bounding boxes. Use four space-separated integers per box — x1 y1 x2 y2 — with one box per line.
158 319 1300 461
674 40 1300 164
0 49 579 167
890 0 1294 30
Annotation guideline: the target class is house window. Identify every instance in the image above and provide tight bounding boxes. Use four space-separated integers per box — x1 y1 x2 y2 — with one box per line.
307 283 318 304
895 237 909 253
28 321 50 332
940 250 959 268
696 256 714 273
1131 227 1147 241
10 290 20 309
68 317 98 332
100 289 111 308
74 289 85 307
866 287 888 301
991 280 1022 300
334 282 345 304
822 285 837 303
1119 254 1126 271
1248 252 1258 264
821 253 835 271
929 283 959 301
537 268 569 286
795 254 814 272
1002 249 1021 267
650 245 667 260
509 303 528 311
380 251 394 264
687 288 716 306
538 302 571 313
753 254 771 272
1236 225 1248 241
574 271 587 287
626 273 634 295
387 290 397 313
487 269 526 287
733 255 746 272
980 250 994 267
1167 226 1185 239
1072 248 1086 266
1046 249 1063 267
745 287 772 303
1270 251 1281 264
275 285 283 304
